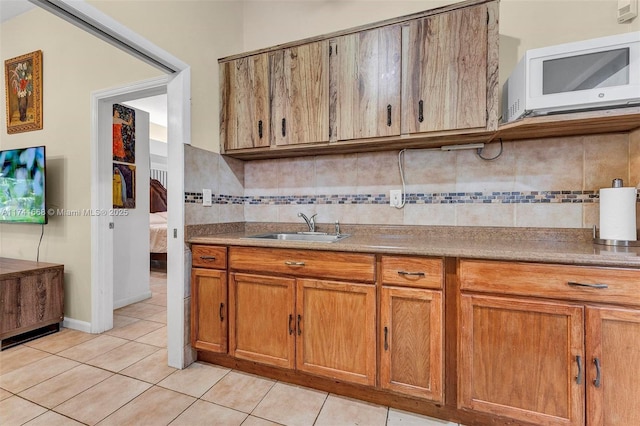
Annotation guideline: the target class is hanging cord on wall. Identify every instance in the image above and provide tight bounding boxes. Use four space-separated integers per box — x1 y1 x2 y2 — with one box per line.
37 224 44 263
476 138 504 161
396 149 407 209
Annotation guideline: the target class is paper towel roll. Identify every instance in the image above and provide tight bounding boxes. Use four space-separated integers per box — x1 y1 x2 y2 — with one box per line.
600 187 638 241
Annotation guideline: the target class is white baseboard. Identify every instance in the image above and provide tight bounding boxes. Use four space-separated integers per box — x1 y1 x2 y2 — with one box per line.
63 317 92 333
113 291 153 310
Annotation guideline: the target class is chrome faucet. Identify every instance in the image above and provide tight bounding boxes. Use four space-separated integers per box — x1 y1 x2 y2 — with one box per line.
298 212 317 232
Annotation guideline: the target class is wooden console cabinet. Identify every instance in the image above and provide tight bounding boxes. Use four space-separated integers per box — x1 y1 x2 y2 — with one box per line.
0 257 64 349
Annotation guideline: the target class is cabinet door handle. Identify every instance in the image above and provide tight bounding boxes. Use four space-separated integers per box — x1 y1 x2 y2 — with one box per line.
297 314 302 336
593 357 602 388
418 100 424 123
384 326 389 351
258 120 263 139
387 105 392 127
288 314 294 335
575 355 582 384
282 118 286 137
284 261 305 267
199 256 216 260
397 270 426 277
568 282 609 289
219 303 225 322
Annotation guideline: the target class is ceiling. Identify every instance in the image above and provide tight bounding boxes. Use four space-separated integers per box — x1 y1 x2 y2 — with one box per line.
0 0 34 23
1 1 168 127
123 95 168 128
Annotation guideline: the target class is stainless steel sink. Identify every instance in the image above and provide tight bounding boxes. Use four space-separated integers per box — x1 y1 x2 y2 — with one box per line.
244 232 351 243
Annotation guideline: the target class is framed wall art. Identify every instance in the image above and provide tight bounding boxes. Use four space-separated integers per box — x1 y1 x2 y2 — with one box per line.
113 103 136 164
113 163 136 209
4 50 43 134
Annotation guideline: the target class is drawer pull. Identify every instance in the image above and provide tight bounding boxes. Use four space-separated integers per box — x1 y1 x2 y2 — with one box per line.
285 261 306 267
568 281 608 289
593 357 602 388
398 270 426 277
576 355 582 384
199 256 216 260
219 303 225 321
289 314 294 335
297 314 302 336
384 326 389 351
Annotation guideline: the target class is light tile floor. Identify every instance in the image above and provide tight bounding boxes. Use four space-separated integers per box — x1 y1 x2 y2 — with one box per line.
0 270 460 426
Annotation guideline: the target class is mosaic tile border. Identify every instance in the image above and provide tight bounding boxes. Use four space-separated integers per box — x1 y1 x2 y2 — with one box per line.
186 190 640 205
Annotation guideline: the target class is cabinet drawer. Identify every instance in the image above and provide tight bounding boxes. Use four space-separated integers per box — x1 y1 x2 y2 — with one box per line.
229 247 375 283
381 256 443 289
192 245 227 269
459 259 640 306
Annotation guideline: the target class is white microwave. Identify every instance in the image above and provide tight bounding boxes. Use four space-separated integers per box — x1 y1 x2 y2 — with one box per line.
503 31 640 122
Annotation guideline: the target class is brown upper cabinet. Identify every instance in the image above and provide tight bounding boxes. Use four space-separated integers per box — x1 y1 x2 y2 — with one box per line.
332 25 402 141
220 55 270 150
402 3 491 134
271 41 330 146
219 0 499 158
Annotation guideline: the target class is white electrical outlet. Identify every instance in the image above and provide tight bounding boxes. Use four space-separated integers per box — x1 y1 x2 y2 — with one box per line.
390 190 402 207
202 189 213 207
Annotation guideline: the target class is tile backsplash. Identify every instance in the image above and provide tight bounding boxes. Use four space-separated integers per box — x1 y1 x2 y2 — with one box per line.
185 131 640 229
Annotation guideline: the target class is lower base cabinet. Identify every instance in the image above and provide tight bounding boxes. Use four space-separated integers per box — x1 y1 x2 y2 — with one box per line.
458 294 585 425
296 278 376 386
229 272 376 385
458 259 640 426
586 306 640 426
380 286 443 402
229 273 295 368
192 247 640 426
191 268 228 353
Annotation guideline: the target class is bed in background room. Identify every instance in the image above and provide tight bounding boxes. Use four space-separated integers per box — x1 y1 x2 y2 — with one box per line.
149 177 167 265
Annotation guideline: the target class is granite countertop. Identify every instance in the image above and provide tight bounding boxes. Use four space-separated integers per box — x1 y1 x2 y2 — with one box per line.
186 223 640 268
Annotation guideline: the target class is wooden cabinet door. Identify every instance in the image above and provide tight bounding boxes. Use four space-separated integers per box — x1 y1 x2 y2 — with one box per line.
459 294 585 426
380 286 443 402
586 306 640 426
296 278 376 385
272 41 329 146
1 267 64 340
403 4 488 133
229 273 296 368
1 270 64 338
191 268 227 353
0 278 21 336
220 54 270 150
333 25 401 141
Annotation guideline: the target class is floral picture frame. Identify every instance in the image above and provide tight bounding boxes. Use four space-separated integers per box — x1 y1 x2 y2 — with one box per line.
4 50 43 134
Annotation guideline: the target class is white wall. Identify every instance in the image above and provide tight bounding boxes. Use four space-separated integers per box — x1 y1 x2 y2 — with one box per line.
0 8 160 324
90 0 245 153
113 107 151 309
1 0 243 324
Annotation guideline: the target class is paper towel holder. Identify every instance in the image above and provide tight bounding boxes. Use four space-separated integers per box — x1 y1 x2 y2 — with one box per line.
593 178 640 246
593 225 640 247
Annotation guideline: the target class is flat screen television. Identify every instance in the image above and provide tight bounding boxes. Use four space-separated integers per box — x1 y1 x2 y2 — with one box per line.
0 146 47 224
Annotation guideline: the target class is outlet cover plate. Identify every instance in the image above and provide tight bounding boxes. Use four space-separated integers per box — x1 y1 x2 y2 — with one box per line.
203 189 213 207
390 190 402 207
